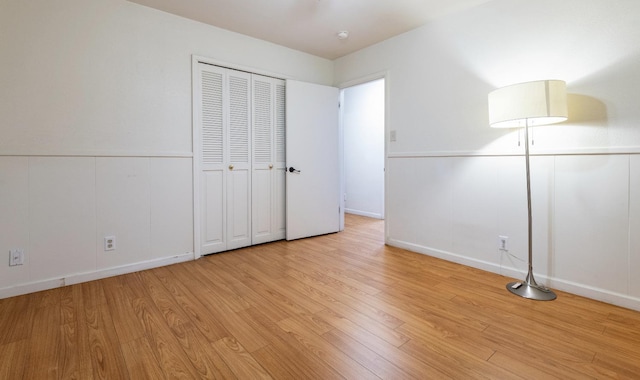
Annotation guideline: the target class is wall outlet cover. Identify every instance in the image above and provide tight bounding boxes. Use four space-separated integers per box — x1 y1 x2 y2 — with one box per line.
104 236 116 251
9 249 24 266
498 235 509 251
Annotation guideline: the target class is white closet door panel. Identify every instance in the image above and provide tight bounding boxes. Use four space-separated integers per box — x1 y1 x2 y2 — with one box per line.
200 68 224 168
228 73 251 165
273 80 287 240
252 75 273 244
197 63 227 254
275 82 286 164
251 75 286 244
202 170 225 254
273 167 286 239
227 168 251 249
252 168 273 244
253 77 273 164
226 70 252 250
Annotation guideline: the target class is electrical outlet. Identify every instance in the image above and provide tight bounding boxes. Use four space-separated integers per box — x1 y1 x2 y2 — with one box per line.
104 236 116 251
9 249 24 266
498 236 509 251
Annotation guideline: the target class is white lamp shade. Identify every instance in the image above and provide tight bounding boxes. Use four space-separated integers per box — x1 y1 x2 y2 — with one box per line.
488 80 568 128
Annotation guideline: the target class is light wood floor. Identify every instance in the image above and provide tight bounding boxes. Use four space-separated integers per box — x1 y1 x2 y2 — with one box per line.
2 215 640 379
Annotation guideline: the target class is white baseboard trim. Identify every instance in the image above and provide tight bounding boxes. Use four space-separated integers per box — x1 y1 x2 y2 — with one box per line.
0 252 194 299
345 209 383 219
387 238 640 312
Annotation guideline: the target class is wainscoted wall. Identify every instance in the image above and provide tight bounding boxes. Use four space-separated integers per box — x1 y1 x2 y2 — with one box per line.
335 0 640 310
0 0 333 298
0 156 193 297
386 153 640 310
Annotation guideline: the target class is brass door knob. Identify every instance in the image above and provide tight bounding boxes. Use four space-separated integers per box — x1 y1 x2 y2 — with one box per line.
229 164 234 170
269 164 274 169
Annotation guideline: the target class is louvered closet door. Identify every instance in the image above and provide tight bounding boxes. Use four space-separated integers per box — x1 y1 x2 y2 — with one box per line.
198 64 226 254
226 70 252 250
197 64 252 254
252 75 286 244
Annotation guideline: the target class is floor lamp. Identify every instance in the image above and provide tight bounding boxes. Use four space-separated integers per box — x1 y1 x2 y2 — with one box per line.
488 80 568 301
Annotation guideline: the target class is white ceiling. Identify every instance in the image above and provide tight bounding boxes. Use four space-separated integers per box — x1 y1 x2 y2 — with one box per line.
128 0 493 60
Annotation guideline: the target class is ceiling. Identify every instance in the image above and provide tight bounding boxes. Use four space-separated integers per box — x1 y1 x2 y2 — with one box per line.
128 0 493 60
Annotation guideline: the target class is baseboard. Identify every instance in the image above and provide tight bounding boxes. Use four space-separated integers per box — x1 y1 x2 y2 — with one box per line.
0 252 194 299
345 209 383 219
387 238 640 312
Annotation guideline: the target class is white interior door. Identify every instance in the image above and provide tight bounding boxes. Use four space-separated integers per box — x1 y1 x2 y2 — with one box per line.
286 80 340 240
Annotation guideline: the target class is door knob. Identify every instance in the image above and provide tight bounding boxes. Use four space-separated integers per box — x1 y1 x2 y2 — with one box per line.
269 164 273 169
288 167 300 173
229 164 234 170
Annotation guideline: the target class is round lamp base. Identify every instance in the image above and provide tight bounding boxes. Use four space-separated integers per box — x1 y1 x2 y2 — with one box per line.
507 281 557 301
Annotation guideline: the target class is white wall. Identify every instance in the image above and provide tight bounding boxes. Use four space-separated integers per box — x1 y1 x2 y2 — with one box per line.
343 79 385 219
335 0 640 310
0 0 333 297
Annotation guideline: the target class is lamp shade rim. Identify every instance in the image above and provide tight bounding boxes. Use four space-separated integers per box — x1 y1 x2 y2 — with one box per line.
490 116 567 129
488 79 568 128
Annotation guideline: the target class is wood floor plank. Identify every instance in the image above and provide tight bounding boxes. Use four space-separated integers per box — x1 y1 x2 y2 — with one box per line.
243 307 347 380
277 317 380 380
186 260 254 313
201 259 292 322
30 286 63 308
602 324 640 354
0 340 28 379
2 214 640 379
121 336 166 380
321 329 414 380
60 284 78 325
101 276 146 344
172 322 238 379
315 307 409 349
85 302 131 380
0 295 34 345
399 338 519 380
166 263 270 353
314 307 445 378
131 296 201 379
487 350 574 380
23 304 61 379
397 318 495 361
592 351 640 379
153 265 230 343
488 348 600 380
70 284 97 380
227 259 327 314
283 266 410 331
59 322 81 379
212 337 273 380
224 267 325 324
252 344 314 380
136 270 192 331
81 279 108 309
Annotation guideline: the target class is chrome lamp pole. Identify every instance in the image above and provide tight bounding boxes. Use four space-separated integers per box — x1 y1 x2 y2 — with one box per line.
488 80 568 301
505 118 556 300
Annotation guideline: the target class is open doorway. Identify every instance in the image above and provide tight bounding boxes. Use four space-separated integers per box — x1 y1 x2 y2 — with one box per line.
340 78 385 224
